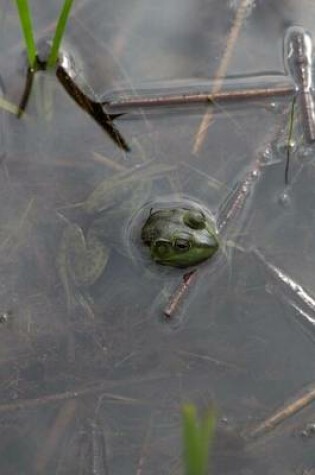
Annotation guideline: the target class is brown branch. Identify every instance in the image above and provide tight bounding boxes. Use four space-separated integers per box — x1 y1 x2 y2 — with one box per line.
164 270 198 318
245 383 315 441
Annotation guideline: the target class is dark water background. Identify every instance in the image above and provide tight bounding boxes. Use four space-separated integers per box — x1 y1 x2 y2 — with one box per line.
0 0 315 473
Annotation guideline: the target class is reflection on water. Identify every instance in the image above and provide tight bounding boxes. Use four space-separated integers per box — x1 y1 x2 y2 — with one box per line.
1 1 315 474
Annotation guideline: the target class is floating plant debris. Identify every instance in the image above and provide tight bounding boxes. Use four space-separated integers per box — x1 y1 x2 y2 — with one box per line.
103 78 293 114
164 270 198 319
16 54 130 150
56 65 130 151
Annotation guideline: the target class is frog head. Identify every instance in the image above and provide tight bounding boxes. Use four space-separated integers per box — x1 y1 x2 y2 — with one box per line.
141 207 219 268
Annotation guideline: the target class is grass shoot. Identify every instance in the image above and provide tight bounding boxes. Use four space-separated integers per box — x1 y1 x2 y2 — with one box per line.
182 403 216 475
15 0 36 68
47 0 74 68
14 0 75 116
15 0 74 69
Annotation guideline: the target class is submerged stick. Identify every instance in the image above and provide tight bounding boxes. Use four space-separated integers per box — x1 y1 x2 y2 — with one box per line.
246 383 315 441
17 65 37 118
16 54 48 118
164 270 197 318
105 85 293 113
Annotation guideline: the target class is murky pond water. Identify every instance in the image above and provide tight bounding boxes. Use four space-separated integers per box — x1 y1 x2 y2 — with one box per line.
1 0 315 473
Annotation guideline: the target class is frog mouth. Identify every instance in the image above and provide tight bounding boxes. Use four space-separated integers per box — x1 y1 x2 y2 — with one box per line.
151 237 219 268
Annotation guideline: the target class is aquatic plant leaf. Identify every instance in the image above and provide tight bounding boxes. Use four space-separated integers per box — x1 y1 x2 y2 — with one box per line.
47 0 74 68
182 404 215 475
182 404 202 475
15 0 37 68
56 65 130 151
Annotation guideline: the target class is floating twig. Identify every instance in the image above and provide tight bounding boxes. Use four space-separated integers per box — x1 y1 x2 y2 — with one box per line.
245 383 315 441
105 84 293 113
164 270 198 319
0 374 166 414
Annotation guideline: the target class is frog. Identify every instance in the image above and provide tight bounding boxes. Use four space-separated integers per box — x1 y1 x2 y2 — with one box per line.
57 163 219 310
141 207 219 268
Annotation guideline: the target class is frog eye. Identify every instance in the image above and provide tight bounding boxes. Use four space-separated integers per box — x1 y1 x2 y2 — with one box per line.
183 210 206 230
174 238 191 252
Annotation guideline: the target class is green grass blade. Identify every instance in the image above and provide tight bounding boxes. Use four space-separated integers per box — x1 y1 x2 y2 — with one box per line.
47 0 74 68
182 404 202 475
199 407 216 474
15 0 37 68
182 404 216 475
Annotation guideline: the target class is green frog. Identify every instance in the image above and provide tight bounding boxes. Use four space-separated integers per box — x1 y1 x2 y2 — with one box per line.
141 208 219 267
57 164 219 309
